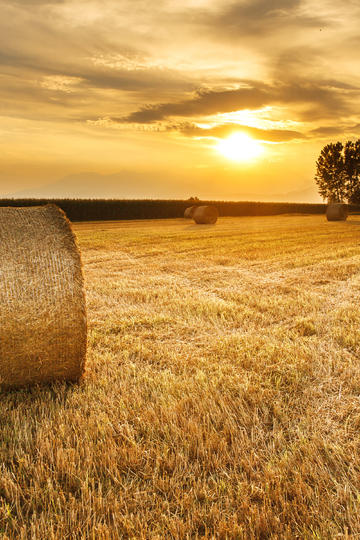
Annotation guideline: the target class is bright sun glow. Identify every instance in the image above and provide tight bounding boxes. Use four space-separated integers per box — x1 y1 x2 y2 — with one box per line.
216 132 263 162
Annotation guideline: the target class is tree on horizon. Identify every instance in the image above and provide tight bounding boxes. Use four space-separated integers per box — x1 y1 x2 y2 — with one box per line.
315 139 360 203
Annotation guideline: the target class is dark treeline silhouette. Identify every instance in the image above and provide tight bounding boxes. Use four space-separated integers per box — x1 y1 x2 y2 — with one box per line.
1 198 359 221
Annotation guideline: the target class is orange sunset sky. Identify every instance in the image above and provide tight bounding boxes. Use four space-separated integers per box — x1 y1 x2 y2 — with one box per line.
1 0 359 201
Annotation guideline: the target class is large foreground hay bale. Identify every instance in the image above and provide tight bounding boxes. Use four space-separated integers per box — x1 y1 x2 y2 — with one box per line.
326 203 348 221
193 206 219 224
184 206 197 218
0 205 87 387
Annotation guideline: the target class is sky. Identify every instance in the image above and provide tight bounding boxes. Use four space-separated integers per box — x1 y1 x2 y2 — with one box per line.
1 0 359 201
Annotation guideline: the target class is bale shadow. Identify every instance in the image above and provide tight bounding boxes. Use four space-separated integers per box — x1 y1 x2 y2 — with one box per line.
346 220 360 225
0 379 80 416
0 380 83 475
185 224 218 230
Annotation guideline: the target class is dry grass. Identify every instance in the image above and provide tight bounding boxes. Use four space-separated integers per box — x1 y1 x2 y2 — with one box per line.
1 214 360 538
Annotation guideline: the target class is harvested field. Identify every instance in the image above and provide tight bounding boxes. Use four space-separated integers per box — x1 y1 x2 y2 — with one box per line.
1 214 360 538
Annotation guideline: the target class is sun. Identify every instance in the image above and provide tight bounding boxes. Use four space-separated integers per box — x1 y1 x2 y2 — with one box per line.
216 132 263 162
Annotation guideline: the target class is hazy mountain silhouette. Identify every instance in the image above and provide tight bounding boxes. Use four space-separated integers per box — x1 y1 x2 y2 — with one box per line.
6 171 192 199
225 185 322 203
5 172 321 203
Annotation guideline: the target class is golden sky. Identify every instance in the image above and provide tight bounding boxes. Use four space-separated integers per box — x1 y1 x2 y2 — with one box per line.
1 0 359 201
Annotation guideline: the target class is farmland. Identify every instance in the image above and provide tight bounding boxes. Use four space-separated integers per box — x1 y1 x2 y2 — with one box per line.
1 214 360 538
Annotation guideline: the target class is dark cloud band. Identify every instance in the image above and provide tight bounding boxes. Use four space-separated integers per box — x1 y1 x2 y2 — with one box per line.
171 122 306 142
115 80 356 124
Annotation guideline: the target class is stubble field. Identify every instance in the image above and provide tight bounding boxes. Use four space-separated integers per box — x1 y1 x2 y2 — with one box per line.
1 215 360 539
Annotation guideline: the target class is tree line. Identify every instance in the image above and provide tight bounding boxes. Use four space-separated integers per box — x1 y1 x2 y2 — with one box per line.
315 139 360 203
0 199 329 221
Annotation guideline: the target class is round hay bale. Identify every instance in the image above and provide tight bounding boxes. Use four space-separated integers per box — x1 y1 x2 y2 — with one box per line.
193 206 219 224
0 205 87 388
184 206 197 218
326 203 348 221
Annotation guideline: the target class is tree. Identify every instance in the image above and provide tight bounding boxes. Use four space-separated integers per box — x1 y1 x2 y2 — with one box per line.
315 139 360 203
315 142 345 202
344 139 360 203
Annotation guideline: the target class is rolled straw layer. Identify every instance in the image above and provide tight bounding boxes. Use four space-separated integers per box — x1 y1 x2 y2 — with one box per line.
193 206 219 224
184 206 197 218
326 203 348 221
0 205 87 387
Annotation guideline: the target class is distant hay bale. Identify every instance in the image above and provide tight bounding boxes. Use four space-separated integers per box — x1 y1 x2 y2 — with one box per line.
184 206 197 218
193 206 219 224
0 205 87 388
326 203 348 221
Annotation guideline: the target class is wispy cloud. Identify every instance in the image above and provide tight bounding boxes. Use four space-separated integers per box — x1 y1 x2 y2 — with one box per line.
171 122 306 142
115 80 357 124
194 0 325 39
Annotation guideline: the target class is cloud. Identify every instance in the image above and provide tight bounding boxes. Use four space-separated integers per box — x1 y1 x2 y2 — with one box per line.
309 126 345 137
115 79 357 123
0 0 359 161
198 0 325 38
117 85 270 123
0 0 196 119
310 124 360 138
1 0 358 129
5 0 65 4
171 122 306 142
0 49 193 94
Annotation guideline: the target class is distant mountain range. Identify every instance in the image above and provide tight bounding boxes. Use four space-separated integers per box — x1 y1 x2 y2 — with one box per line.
4 171 322 203
5 172 185 200
226 185 322 203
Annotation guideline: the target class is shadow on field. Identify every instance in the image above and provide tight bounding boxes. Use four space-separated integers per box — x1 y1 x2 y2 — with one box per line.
347 220 360 225
0 382 79 462
0 380 77 412
185 224 217 229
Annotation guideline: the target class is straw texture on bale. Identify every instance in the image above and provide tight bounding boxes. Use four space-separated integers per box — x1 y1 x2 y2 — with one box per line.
0 205 87 388
184 206 197 218
326 203 348 221
193 205 219 224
